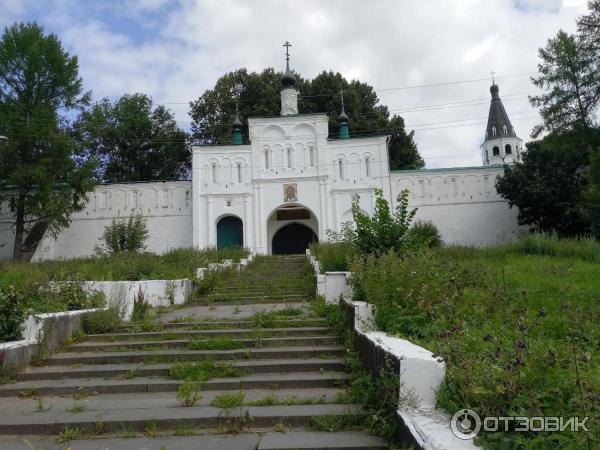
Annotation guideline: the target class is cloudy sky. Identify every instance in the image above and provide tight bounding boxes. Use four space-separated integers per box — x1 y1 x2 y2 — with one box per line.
0 0 590 167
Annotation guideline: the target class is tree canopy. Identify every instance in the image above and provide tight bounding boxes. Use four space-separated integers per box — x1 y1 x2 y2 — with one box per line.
496 128 600 237
189 69 424 170
0 22 96 260
74 93 189 183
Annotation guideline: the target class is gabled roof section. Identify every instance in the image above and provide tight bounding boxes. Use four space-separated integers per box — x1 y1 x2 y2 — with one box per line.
484 83 516 142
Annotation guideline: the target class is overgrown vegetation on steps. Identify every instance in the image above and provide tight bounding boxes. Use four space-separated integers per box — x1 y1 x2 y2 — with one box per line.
348 236 600 449
168 361 244 381
311 296 402 442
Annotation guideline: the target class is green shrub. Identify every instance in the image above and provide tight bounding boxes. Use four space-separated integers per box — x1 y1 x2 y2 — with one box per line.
310 242 355 273
350 189 416 255
0 288 25 342
406 221 442 248
97 213 149 255
82 308 122 334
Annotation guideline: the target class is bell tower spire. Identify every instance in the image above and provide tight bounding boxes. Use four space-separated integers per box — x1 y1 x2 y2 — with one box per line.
480 79 523 166
280 41 298 116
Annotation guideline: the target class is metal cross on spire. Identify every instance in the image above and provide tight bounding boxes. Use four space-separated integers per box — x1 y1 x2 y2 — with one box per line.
490 70 496 84
283 41 292 70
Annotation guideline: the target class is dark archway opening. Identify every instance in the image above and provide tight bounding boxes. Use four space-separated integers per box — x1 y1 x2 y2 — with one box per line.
217 216 243 249
272 223 318 255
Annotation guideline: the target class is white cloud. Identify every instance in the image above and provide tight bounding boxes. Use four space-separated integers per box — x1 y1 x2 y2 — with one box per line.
0 0 591 167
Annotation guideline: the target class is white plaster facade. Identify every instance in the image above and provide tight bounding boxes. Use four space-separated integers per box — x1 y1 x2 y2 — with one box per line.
0 181 193 261
391 166 522 246
192 113 391 254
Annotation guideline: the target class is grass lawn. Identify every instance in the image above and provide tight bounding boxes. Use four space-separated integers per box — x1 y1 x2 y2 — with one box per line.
0 247 248 286
0 247 248 328
348 236 600 449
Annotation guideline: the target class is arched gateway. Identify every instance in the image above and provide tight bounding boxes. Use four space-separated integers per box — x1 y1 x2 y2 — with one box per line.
272 223 318 255
267 204 318 255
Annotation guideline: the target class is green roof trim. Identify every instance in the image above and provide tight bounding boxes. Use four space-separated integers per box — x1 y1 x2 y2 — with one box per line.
391 165 504 174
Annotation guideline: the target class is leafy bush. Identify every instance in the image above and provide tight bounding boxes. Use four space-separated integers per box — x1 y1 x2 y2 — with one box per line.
0 288 25 342
405 221 442 248
97 213 149 254
350 189 416 256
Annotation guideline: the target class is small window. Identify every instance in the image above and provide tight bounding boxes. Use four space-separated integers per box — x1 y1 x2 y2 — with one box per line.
503 125 508 135
365 156 371 177
287 147 293 168
338 160 344 179
236 162 242 183
492 127 497 137
211 163 218 184
264 150 270 169
309 146 315 166
492 146 500 156
505 144 512 155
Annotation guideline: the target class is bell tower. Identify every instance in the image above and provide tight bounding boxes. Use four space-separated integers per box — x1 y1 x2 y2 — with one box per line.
280 41 298 116
480 79 523 166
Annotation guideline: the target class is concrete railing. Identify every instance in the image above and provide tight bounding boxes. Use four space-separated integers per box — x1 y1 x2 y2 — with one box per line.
0 308 100 372
307 249 479 450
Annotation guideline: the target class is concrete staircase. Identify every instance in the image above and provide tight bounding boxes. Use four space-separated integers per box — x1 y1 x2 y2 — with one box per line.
0 256 388 449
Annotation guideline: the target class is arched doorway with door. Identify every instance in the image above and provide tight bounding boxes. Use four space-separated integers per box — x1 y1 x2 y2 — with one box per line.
272 223 318 255
267 204 319 255
216 215 243 249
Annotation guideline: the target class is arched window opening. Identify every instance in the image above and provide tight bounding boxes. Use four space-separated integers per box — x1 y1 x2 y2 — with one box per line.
236 162 242 183
492 146 500 156
264 149 270 169
309 146 315 166
505 144 512 154
503 125 508 135
286 147 293 168
211 163 218 184
365 156 371 177
338 159 344 179
492 127 497 137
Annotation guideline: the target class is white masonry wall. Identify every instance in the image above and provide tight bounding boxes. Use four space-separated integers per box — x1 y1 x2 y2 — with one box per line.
0 181 193 261
390 166 523 247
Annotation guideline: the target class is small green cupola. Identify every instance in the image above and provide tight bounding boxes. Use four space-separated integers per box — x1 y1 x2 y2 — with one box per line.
338 91 349 139
232 103 243 145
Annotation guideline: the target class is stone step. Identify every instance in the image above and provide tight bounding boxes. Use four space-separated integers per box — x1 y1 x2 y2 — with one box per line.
18 358 345 381
0 403 361 435
2 388 347 413
190 297 311 306
39 346 345 365
0 431 387 449
85 327 333 342
155 318 327 330
64 336 340 352
0 372 350 398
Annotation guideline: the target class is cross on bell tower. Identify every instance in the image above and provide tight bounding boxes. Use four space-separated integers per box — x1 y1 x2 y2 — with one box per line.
280 41 298 116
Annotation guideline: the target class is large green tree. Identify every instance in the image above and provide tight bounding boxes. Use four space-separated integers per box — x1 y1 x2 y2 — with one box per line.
75 93 189 183
189 69 423 170
496 129 600 237
529 30 600 137
0 23 96 260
